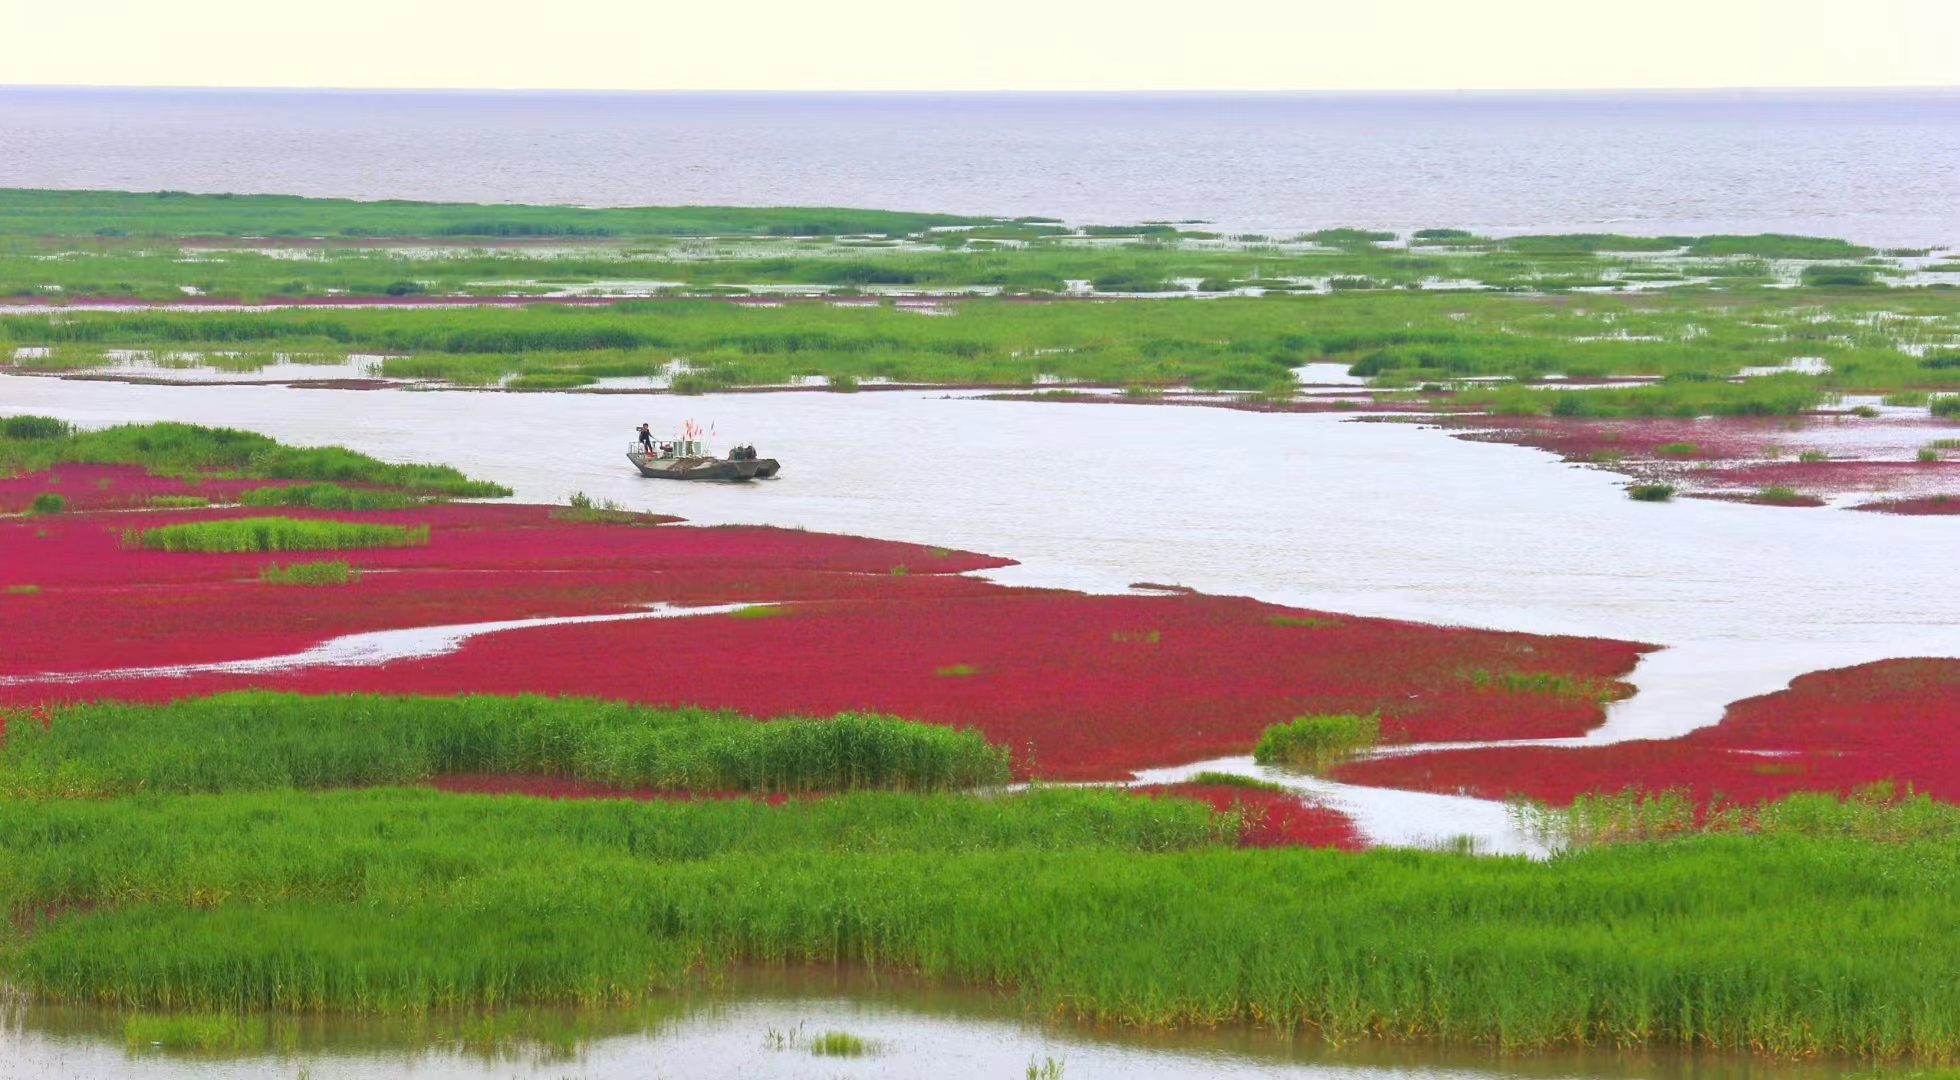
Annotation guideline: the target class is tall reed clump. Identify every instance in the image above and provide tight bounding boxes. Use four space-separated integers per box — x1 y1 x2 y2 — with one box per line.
258 560 358 586
126 517 428 553
1252 713 1379 771
0 692 1011 796
237 483 419 511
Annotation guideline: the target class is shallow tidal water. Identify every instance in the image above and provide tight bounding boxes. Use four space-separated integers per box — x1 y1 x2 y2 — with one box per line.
4 89 1957 245
0 974 1866 1080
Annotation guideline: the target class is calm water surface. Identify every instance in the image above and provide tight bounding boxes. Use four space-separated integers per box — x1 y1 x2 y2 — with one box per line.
3 89 1957 245
0 975 1865 1080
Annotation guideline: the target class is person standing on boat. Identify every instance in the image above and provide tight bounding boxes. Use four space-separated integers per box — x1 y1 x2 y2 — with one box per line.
636 423 654 454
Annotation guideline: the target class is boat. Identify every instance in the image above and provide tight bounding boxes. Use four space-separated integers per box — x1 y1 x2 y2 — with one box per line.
628 436 780 482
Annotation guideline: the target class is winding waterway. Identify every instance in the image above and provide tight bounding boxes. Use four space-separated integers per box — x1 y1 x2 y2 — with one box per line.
3 376 1953 1074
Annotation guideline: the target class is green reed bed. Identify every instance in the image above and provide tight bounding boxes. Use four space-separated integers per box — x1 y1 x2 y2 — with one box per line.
0 419 509 498
125 517 428 553
0 692 1010 797
1 786 1956 1058
8 287 1960 400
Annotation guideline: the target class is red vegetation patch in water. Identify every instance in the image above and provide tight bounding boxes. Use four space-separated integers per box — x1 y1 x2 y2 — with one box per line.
1335 659 1960 805
1449 416 1787 465
1140 782 1365 850
1447 416 1960 501
1684 491 1828 509
1851 495 1960 515
0 502 1648 782
1699 459 1956 492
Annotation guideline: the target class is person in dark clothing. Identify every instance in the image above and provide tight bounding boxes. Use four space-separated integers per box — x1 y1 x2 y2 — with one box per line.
636 423 654 454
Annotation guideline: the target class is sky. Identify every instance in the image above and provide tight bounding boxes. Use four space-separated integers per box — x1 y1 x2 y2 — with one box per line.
2 0 1956 91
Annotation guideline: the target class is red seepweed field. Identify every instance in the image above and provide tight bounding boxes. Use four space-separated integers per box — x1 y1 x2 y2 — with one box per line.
1335 658 1960 806
0 484 1648 798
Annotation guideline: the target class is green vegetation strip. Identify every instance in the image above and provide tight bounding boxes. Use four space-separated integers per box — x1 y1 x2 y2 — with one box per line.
1 418 509 498
238 483 421 510
0 692 1010 797
0 188 987 239
126 517 428 553
0 786 1953 1057
9 287 1956 408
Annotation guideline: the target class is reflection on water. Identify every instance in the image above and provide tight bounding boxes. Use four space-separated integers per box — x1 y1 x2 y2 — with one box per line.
0 970 1867 1080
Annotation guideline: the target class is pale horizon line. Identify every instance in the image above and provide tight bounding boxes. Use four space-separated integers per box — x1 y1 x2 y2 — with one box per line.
3 83 1957 98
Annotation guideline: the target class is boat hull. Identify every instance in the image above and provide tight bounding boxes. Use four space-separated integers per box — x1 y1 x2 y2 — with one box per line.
628 452 780 481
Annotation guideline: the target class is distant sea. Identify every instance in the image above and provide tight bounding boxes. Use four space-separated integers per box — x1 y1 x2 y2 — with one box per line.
1 88 1956 245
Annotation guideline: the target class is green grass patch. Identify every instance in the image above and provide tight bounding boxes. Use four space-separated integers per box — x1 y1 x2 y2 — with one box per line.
124 1012 258 1053
126 517 428 553
1627 483 1676 502
257 560 358 586
1522 786 1960 848
1251 713 1380 772
0 419 508 497
1654 441 1699 456
1802 265 1878 288
1465 668 1624 702
145 494 211 508
1184 771 1286 791
27 492 64 514
1 415 72 440
1266 614 1339 628
0 691 1010 797
506 371 598 390
238 483 420 510
810 1030 873 1057
550 491 652 524
5 584 39 594
934 664 981 677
